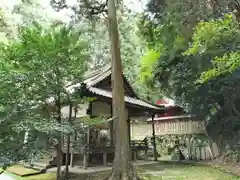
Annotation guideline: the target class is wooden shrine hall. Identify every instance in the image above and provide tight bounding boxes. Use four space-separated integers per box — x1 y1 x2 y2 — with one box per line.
58 66 165 169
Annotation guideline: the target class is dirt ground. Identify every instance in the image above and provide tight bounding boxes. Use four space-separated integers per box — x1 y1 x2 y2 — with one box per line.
2 161 238 180
201 159 240 177
69 162 240 180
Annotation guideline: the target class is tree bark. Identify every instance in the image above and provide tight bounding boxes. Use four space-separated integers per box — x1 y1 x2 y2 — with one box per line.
107 0 138 179
65 103 73 178
56 94 63 180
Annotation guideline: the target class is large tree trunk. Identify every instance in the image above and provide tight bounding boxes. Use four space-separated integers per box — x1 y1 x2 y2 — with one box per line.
107 0 138 179
56 94 63 180
65 103 73 178
56 142 63 180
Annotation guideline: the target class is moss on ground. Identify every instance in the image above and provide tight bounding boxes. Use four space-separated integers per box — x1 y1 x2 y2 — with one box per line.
1 162 239 180
69 162 240 180
6 165 40 176
138 163 240 180
0 165 56 180
23 173 56 180
0 171 56 180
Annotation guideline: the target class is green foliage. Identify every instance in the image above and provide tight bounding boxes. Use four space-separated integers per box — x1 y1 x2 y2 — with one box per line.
79 116 109 126
139 50 160 84
223 145 240 163
139 10 240 113
0 1 56 41
183 15 240 84
0 23 90 163
139 0 240 160
199 52 240 83
185 14 237 55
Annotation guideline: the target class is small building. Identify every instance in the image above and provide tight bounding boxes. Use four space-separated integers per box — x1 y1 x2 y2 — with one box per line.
34 65 165 169
131 99 205 140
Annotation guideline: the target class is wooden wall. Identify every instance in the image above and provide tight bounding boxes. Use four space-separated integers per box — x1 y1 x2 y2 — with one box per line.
92 101 111 117
131 118 205 140
91 100 128 118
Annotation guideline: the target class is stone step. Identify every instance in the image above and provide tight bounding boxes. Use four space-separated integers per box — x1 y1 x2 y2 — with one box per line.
22 163 47 173
31 162 48 168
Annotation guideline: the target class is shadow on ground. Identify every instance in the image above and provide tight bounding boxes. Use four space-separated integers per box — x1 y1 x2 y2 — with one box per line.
68 162 240 180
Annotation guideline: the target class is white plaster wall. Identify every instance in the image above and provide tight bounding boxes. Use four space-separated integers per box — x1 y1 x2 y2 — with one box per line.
61 103 89 118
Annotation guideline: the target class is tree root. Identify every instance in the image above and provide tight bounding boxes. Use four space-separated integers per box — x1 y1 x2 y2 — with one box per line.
107 172 141 180
106 163 141 180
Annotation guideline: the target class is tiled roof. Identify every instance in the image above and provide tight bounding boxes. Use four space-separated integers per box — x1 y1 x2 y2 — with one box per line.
64 65 111 92
83 66 111 88
64 66 111 94
64 65 164 111
84 65 111 79
146 114 193 121
88 87 163 110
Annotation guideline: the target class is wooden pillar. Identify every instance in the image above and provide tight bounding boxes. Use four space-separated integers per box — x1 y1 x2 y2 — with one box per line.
70 153 74 167
127 118 132 161
83 149 89 169
70 131 75 168
151 114 158 161
127 118 131 147
132 151 137 161
83 127 90 169
144 138 148 160
103 152 107 166
83 102 93 169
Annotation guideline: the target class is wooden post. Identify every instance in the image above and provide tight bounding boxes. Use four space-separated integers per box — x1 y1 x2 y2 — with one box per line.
83 149 88 169
70 106 78 168
151 114 157 161
83 102 93 169
185 137 190 160
70 153 74 167
144 138 148 160
192 138 197 160
83 127 90 169
103 152 107 166
127 118 131 147
132 151 137 161
127 118 132 161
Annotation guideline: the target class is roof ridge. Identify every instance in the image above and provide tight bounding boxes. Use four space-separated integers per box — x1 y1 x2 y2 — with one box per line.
84 65 111 87
84 64 139 98
88 87 164 110
84 64 111 79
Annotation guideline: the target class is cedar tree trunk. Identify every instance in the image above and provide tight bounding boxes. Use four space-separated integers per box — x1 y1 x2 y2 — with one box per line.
107 0 138 179
65 103 73 178
56 94 63 180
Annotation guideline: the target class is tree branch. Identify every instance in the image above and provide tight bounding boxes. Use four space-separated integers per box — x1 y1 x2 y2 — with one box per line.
50 0 68 11
83 0 108 18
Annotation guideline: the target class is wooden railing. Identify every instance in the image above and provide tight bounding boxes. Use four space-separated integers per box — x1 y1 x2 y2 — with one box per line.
89 140 114 148
130 140 148 151
63 139 149 153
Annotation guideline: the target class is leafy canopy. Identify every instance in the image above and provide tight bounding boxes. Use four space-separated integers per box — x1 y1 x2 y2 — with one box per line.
138 0 240 155
0 23 90 162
